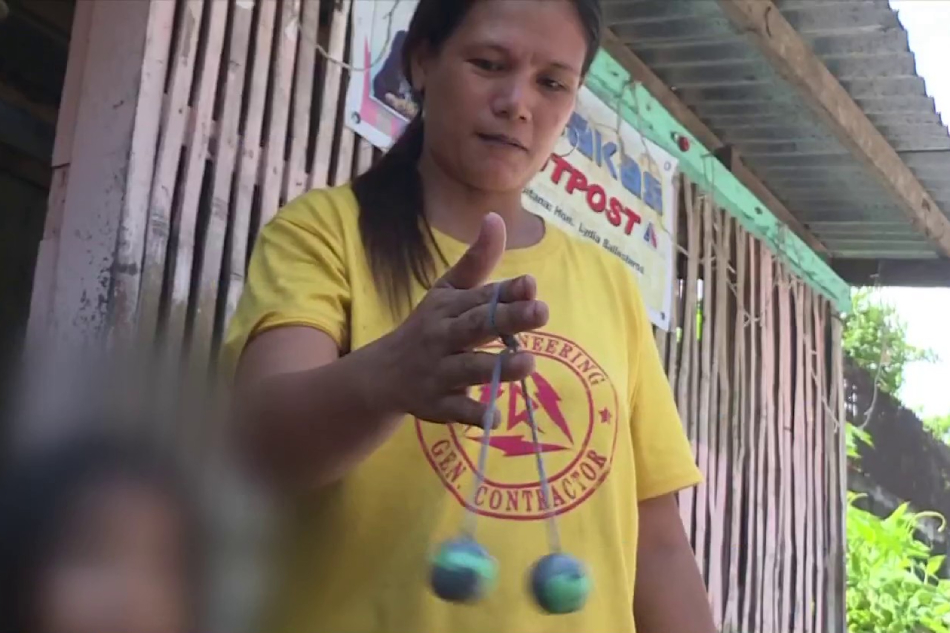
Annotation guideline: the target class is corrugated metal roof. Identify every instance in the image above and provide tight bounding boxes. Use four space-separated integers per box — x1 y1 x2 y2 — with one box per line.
604 0 950 260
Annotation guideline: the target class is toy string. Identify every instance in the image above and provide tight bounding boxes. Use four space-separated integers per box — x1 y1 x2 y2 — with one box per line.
461 282 562 554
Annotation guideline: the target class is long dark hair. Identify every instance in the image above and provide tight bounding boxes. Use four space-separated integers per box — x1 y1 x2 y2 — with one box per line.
353 0 603 313
0 432 202 632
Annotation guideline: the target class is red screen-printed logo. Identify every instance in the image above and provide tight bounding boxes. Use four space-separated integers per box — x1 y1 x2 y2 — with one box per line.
416 331 619 521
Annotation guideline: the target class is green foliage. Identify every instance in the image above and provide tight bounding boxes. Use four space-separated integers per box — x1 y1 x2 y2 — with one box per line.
923 414 950 446
847 493 950 633
846 422 874 460
843 288 936 397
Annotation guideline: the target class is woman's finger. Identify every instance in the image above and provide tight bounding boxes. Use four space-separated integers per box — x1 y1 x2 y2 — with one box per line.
439 350 535 390
444 299 548 351
432 394 501 428
433 213 507 291
442 275 537 318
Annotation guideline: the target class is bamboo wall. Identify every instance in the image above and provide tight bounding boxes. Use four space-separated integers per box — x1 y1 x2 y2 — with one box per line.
28 1 847 632
668 177 847 633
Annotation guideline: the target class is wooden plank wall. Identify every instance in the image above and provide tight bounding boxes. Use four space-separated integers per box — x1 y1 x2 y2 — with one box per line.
118 0 377 383
665 177 847 633
47 1 846 631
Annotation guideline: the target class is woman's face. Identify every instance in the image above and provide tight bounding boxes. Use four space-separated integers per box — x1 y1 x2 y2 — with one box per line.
33 478 191 633
413 0 589 193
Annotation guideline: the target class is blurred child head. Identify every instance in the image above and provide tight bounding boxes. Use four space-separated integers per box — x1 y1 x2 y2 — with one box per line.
0 432 202 633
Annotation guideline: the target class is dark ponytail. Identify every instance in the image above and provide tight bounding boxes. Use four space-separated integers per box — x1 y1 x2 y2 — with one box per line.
352 0 603 314
353 113 439 315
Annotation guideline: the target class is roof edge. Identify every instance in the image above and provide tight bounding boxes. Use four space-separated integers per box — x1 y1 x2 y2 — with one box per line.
586 49 853 313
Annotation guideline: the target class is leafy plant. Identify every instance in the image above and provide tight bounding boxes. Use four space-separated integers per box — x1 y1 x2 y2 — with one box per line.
843 288 936 397
923 414 950 446
846 422 874 461
847 493 950 633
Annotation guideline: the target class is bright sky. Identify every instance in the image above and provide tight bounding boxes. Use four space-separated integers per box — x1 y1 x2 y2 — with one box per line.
878 1 950 419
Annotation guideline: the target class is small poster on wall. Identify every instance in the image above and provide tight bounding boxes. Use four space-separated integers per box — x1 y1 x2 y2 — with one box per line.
344 0 418 149
344 0 678 330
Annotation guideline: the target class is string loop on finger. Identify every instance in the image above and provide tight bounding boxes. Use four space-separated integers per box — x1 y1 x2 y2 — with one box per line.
462 280 558 554
487 282 504 338
487 281 521 350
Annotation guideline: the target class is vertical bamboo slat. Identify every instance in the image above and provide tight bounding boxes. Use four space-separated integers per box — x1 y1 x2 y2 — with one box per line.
829 318 847 632
743 233 761 633
137 0 206 347
112 0 177 342
724 221 745 630
667 178 686 401
285 0 321 200
792 281 807 633
708 208 730 626
717 215 738 630
258 0 301 229
696 194 714 577
677 182 700 539
356 136 375 176
654 176 679 366
814 298 828 631
165 0 229 359
761 248 778 633
803 287 816 633
224 0 277 324
334 125 357 186
190 0 256 373
308 0 352 189
777 267 794 632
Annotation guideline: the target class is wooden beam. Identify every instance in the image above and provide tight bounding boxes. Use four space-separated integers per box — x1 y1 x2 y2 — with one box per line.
601 28 831 259
0 141 52 189
832 258 950 288
0 99 55 161
0 81 59 126
8 0 73 42
715 0 950 259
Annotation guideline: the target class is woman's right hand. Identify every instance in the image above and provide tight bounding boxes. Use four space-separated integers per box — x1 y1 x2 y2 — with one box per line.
376 213 548 428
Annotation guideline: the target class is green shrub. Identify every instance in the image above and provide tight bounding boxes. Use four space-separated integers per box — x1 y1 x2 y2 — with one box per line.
847 493 950 633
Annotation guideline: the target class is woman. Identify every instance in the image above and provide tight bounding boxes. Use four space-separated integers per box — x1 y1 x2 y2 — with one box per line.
0 433 201 633
223 0 715 631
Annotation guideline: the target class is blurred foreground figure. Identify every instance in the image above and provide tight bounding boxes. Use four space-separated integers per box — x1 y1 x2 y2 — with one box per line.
0 432 202 633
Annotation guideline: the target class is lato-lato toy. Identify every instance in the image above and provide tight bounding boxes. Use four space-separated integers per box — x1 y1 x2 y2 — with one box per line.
429 284 591 614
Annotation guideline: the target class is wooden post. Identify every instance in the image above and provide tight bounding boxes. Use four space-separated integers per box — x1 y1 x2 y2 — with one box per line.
25 0 166 351
17 0 172 447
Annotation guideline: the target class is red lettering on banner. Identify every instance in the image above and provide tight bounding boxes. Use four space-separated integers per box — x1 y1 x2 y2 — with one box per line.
549 155 572 185
566 170 588 195
587 184 606 212
547 155 643 238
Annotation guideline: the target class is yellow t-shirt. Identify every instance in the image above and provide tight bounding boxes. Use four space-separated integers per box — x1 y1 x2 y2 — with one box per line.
222 184 702 633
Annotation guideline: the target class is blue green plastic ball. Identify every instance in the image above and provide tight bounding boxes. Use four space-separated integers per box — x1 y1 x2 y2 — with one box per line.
430 538 498 603
529 553 591 614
